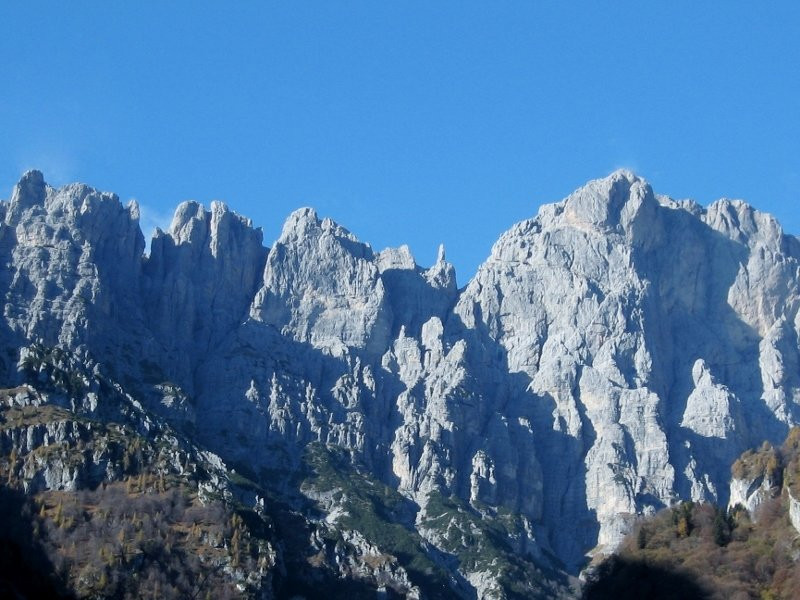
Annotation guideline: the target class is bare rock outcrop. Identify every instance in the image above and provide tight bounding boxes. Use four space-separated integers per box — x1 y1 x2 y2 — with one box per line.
3 169 800 596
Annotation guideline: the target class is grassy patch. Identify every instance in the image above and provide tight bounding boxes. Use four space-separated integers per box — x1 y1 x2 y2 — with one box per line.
303 443 454 598
421 491 567 599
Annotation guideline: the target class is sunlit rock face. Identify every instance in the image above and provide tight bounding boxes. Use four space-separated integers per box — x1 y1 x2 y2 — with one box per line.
2 168 799 580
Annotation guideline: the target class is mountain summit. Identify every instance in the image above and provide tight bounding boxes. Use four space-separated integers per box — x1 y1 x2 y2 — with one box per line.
1 171 798 598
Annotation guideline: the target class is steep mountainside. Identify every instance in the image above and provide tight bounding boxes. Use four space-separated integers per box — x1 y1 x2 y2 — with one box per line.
584 428 800 600
1 169 798 598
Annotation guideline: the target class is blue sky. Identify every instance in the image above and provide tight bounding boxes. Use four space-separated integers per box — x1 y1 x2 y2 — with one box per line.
1 3 798 283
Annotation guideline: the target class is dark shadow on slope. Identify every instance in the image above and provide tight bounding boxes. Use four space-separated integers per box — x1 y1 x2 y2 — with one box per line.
582 556 711 600
0 222 31 386
444 305 599 574
139 205 738 583
140 224 270 396
268 499 411 600
380 266 457 339
191 318 405 477
0 222 25 387
0 484 74 599
525 386 599 570
228 449 465 599
632 203 788 505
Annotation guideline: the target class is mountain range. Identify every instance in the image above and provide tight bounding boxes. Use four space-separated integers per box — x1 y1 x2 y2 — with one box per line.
1 169 798 598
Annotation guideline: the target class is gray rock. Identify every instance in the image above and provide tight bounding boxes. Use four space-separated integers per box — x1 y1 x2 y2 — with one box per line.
789 489 800 534
3 169 800 592
143 199 267 390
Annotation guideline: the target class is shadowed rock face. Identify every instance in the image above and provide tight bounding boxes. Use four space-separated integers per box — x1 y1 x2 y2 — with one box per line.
1 169 799 587
143 199 268 391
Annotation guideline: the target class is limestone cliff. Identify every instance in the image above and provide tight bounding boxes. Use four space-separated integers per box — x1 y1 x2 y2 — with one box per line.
2 169 799 597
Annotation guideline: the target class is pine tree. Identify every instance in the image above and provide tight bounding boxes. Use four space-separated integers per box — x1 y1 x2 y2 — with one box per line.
636 525 647 549
712 508 730 546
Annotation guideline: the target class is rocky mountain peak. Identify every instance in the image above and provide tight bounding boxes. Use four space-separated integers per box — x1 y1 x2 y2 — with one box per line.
6 169 48 223
276 206 365 254
436 242 447 264
3 169 800 597
251 208 388 356
142 199 268 390
13 168 46 196
126 198 141 221
279 206 319 237
703 198 786 248
377 244 416 272
560 169 658 237
169 200 206 241
424 244 457 292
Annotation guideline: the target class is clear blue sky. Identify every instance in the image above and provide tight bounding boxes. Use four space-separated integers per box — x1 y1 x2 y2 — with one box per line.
1 3 798 283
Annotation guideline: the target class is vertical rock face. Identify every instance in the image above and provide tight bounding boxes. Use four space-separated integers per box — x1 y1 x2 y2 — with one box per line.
727 441 781 518
0 171 145 365
2 169 800 593
143 200 268 389
451 172 675 561
251 208 392 357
